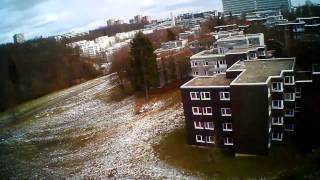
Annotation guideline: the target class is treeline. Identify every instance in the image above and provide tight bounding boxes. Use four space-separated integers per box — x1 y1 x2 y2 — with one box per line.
0 39 102 111
62 23 146 44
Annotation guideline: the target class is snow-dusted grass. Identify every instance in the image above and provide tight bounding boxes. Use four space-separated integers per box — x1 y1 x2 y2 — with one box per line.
0 75 194 179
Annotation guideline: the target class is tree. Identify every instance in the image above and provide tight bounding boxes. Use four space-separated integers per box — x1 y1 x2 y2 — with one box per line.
167 29 176 41
110 46 131 88
129 32 159 98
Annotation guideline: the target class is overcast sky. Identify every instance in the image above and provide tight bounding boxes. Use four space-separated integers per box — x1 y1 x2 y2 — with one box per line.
1 0 319 44
0 0 223 43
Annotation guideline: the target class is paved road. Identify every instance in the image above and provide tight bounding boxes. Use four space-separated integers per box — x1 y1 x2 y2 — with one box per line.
0 74 193 179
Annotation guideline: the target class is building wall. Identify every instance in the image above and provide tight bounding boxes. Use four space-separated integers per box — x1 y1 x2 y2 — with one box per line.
231 84 270 155
222 0 290 14
181 87 233 150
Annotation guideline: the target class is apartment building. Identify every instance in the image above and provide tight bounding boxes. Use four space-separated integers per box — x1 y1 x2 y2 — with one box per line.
181 58 319 155
190 33 266 77
154 40 188 55
222 0 291 14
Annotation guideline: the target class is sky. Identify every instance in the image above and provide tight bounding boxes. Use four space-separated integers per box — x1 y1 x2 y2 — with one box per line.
1 0 320 44
0 0 222 43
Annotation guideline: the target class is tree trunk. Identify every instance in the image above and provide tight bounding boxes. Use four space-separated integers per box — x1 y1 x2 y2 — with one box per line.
145 84 149 99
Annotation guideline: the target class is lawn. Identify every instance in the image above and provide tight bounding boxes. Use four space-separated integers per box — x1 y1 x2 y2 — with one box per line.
154 127 320 179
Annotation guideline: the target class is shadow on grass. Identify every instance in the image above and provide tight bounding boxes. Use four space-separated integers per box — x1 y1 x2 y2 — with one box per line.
154 127 320 179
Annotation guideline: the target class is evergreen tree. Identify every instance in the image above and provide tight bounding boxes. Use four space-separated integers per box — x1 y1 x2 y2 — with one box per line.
129 32 159 98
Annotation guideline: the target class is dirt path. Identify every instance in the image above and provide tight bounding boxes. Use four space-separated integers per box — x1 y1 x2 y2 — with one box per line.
0 75 195 179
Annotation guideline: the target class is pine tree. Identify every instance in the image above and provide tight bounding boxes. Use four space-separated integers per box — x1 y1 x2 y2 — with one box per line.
129 32 159 98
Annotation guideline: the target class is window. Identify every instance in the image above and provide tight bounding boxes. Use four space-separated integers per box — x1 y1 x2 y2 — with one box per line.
284 123 294 132
295 87 302 98
284 109 295 117
204 61 209 66
190 92 200 100
191 61 198 67
284 76 294 85
272 117 283 125
272 82 283 92
219 60 226 65
219 92 230 101
194 121 204 129
221 108 232 116
204 122 214 130
204 71 208 76
250 52 257 59
196 135 205 143
192 107 202 115
193 71 199 76
202 107 213 115
222 123 232 131
272 100 284 109
206 136 215 144
272 132 283 141
200 92 211 100
224 137 234 145
284 93 295 101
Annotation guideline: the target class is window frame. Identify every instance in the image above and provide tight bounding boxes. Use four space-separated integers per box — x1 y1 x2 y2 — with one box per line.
219 92 230 101
222 123 233 131
206 136 215 144
284 76 295 85
284 109 295 117
192 107 202 115
272 100 284 109
221 108 232 116
272 82 283 92
284 123 294 132
191 61 198 67
224 137 234 145
272 117 284 125
196 135 205 143
190 92 200 100
272 132 283 141
295 87 302 98
284 93 295 101
204 122 214 130
200 92 211 100
194 121 204 129
202 107 213 116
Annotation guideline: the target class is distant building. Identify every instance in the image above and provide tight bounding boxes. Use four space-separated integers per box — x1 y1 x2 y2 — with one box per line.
13 33 25 44
142 16 152 24
115 20 125 25
107 19 115 26
134 15 143 23
222 0 291 14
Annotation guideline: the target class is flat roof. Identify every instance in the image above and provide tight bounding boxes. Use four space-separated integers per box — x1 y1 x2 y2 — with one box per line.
181 74 232 88
226 46 264 54
228 58 295 84
190 49 224 59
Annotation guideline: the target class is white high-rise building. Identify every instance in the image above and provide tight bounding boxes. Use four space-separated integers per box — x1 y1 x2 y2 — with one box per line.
222 0 291 14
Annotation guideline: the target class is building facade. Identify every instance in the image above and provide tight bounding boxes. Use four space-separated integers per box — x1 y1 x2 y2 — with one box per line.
181 58 319 155
190 33 266 77
222 0 291 14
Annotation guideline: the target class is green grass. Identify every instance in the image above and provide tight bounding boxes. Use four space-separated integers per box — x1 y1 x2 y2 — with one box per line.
154 128 320 179
0 90 64 124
